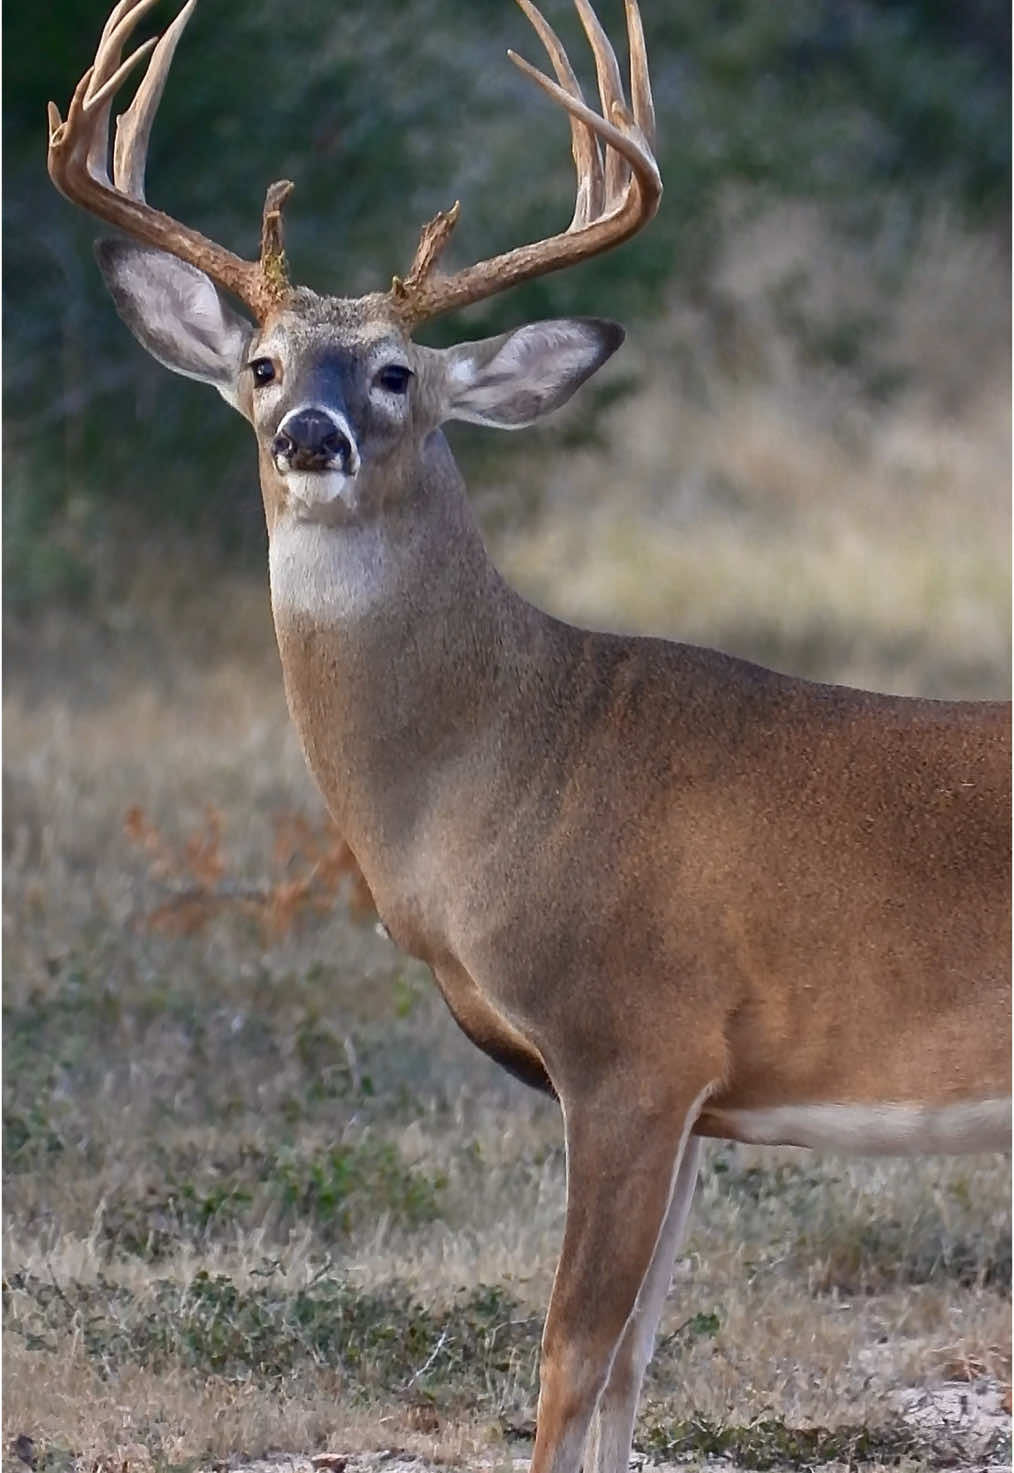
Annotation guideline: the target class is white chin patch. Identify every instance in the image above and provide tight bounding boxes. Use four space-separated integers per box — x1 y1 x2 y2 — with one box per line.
285 470 358 516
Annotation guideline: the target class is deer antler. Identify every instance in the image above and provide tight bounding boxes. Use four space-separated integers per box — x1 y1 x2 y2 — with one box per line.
47 0 292 321
390 0 661 329
49 0 658 328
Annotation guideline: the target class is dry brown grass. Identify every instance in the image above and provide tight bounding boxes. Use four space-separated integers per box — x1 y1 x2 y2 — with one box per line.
494 203 1010 700
3 205 1010 1471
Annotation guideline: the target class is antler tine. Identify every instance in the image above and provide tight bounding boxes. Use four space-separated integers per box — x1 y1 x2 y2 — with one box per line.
85 39 159 118
48 0 290 321
83 0 161 182
89 0 161 96
114 0 198 200
507 52 657 185
516 0 604 230
625 0 655 147
96 0 150 57
89 0 153 99
573 0 628 205
391 0 661 330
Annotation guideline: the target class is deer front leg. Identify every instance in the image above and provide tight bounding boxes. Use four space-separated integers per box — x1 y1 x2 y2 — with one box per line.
585 1136 702 1473
530 1077 716 1473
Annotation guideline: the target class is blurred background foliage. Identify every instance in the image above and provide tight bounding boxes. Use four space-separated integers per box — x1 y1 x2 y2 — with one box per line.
3 0 1010 613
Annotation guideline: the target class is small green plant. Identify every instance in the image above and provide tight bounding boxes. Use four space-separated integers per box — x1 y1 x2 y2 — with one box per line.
2 1105 66 1173
639 1413 938 1470
272 1139 447 1236
93 1137 447 1261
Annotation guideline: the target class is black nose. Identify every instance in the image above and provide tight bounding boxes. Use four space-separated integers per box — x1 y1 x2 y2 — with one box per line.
273 409 353 471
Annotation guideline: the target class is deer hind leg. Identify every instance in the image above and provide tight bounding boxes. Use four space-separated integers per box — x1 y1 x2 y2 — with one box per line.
529 1076 716 1473
585 1135 702 1473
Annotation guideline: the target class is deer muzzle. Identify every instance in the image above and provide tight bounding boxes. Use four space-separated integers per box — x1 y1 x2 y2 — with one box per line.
272 406 360 476
272 406 363 516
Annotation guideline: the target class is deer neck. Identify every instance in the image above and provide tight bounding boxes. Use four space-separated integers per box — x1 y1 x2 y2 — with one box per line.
267 429 538 882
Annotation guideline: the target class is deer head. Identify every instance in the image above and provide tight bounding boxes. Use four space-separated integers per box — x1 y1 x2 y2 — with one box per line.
47 0 660 531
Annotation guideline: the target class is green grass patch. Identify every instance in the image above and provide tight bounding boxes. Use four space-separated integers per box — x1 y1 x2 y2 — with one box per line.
639 1412 1011 1470
93 1140 448 1262
5 1270 539 1414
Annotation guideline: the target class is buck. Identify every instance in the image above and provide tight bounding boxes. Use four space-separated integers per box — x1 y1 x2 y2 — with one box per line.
49 2 1011 1470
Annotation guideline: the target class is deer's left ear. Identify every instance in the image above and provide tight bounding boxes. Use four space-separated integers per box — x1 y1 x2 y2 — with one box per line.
438 318 624 429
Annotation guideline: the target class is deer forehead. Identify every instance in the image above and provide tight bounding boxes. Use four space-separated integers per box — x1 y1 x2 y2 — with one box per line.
255 291 411 365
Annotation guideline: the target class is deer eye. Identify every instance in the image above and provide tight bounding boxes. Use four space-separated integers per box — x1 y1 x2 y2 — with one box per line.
374 364 412 394
248 357 276 385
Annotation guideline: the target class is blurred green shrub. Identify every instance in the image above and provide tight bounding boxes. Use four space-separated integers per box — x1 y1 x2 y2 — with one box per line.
4 0 1009 609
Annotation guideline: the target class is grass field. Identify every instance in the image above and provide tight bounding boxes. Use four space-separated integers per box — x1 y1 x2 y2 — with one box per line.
3 207 1010 1471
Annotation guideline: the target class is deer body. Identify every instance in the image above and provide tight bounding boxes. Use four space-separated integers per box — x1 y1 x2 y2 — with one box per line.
269 445 1009 1120
48 4 1011 1470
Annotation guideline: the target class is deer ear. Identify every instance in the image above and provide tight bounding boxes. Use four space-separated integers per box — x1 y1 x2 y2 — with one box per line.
94 238 253 408
440 318 624 429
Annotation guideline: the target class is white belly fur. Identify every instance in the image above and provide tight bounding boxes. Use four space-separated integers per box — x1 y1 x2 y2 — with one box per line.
709 1099 1011 1155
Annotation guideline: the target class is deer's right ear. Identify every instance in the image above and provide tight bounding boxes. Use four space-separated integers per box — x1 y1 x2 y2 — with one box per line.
95 239 253 409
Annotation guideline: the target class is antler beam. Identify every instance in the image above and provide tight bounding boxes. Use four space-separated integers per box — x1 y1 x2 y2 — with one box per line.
47 0 292 321
391 0 661 328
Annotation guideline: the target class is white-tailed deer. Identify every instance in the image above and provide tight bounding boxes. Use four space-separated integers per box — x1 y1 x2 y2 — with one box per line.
49 2 1011 1469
